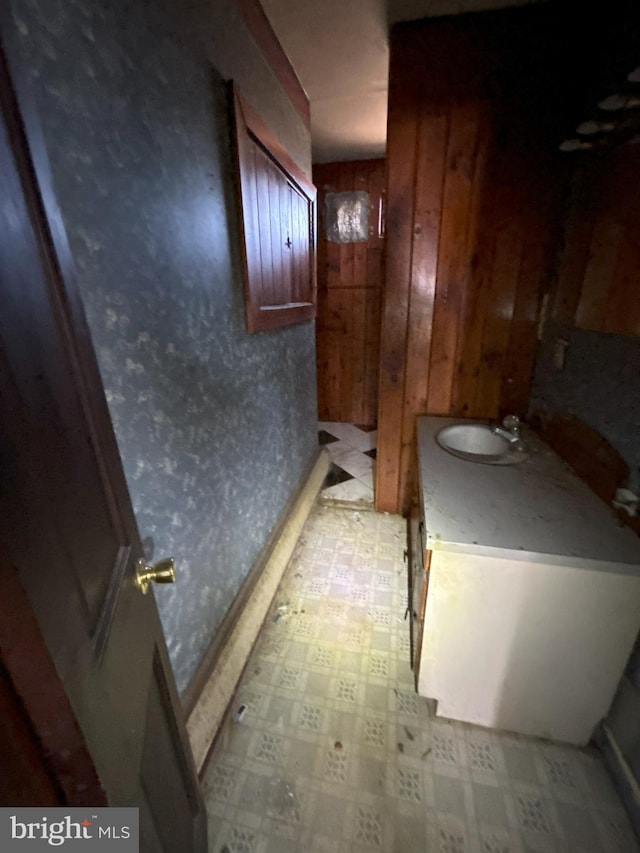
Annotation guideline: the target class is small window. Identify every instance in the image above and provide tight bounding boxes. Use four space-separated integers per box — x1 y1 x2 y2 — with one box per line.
325 191 370 243
232 84 317 333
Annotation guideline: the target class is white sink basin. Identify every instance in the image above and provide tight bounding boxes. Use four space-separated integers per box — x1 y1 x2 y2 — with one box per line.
436 423 528 465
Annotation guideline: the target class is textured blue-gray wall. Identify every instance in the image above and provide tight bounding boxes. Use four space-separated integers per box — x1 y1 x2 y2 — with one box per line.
530 325 640 493
4 0 318 692
530 313 640 821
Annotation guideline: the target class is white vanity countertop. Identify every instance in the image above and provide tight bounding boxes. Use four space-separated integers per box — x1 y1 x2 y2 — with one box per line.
417 416 640 572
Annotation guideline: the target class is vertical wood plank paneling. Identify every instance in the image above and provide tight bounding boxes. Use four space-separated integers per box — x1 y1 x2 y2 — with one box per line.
291 187 307 302
325 224 341 289
427 103 484 416
315 159 385 426
397 112 448 509
360 158 385 424
367 159 385 248
364 271 382 423
605 235 640 336
575 220 624 330
552 145 640 338
352 286 367 423
473 170 525 417
319 162 341 291
500 219 548 417
338 286 355 418
550 177 592 327
278 170 293 302
243 142 265 306
300 190 310 302
234 91 316 332
378 10 566 513
353 159 369 287
449 106 493 419
367 247 382 289
254 147 275 306
315 162 338 418
376 113 419 511
500 155 561 417
353 239 368 288
338 161 356 286
451 114 496 419
323 290 341 416
267 158 285 301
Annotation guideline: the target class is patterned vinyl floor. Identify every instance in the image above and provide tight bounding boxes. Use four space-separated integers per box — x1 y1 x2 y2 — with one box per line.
204 503 639 853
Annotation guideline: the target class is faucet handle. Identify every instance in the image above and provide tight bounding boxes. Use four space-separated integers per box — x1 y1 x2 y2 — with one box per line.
502 414 520 432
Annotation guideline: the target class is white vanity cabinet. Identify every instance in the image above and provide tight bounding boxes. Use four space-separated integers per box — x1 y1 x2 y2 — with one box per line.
413 416 640 745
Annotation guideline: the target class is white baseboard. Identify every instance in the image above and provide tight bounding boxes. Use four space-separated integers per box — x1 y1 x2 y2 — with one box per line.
186 449 329 772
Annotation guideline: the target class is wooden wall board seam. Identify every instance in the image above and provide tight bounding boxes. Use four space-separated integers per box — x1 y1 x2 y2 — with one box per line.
376 114 420 511
398 111 449 511
314 159 385 425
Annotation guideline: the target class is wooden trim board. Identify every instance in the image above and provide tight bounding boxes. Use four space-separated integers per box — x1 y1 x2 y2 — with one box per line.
233 0 310 129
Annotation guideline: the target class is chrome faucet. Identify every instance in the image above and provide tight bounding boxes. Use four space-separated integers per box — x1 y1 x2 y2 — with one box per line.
503 414 521 437
491 414 521 443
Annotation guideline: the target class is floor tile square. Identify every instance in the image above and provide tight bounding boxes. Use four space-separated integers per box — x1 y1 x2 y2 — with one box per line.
555 799 603 850
323 463 353 488
285 738 321 777
434 774 469 820
503 745 541 787
364 683 390 712
318 429 339 445
321 479 374 504
306 671 332 696
353 801 385 847
310 791 349 834
355 756 387 795
393 812 425 851
264 694 294 725
474 782 508 826
514 794 553 835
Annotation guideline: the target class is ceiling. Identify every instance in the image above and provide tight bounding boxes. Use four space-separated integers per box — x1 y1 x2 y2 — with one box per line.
260 0 547 163
261 0 640 163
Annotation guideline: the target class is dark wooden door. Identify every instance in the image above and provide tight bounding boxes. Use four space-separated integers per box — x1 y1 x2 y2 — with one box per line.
314 159 385 426
0 48 207 852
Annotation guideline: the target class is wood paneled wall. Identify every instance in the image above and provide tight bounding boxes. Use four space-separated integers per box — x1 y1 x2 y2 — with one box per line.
314 159 385 425
553 143 640 336
377 9 568 513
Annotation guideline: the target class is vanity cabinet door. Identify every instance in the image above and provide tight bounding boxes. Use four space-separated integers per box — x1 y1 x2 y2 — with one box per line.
412 541 431 681
408 505 431 685
407 506 419 669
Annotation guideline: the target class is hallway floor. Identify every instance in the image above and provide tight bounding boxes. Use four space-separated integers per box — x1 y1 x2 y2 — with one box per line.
204 501 639 853
318 422 376 506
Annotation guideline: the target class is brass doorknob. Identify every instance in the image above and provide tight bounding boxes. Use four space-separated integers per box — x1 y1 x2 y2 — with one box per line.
135 557 176 595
